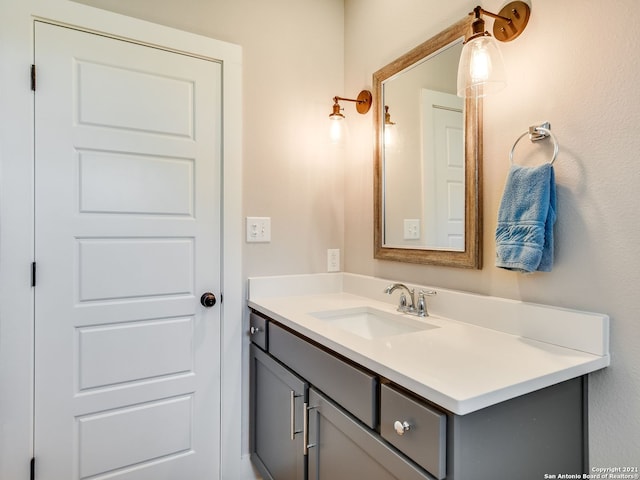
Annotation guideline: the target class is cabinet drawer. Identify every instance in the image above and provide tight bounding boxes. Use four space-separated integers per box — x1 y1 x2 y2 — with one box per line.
269 322 378 429
381 384 446 479
249 311 268 350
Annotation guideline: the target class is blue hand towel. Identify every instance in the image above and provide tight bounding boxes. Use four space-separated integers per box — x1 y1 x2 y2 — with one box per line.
495 163 556 272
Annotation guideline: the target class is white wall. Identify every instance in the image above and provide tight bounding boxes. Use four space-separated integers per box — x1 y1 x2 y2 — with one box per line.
345 0 640 465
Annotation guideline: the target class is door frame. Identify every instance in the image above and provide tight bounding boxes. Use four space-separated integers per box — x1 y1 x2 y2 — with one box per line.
0 1 245 478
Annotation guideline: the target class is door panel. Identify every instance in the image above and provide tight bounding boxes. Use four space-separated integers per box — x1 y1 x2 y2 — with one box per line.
77 237 194 301
77 317 194 390
76 59 195 137
34 21 221 479
77 395 193 478
78 151 195 216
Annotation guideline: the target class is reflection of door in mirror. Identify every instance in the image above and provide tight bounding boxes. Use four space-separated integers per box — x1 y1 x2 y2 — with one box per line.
421 89 464 250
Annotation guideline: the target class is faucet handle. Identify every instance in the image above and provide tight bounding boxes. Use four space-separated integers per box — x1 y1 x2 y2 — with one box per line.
397 293 407 312
417 290 437 317
419 290 437 297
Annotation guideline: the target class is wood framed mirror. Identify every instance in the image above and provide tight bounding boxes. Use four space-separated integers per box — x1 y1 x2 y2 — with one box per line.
373 17 482 268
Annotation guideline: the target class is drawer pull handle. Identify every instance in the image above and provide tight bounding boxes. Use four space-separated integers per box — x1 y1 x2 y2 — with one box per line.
394 420 411 436
304 403 318 455
250 326 262 335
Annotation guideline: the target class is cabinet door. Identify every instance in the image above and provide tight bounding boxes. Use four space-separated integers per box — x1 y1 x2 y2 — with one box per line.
307 388 434 480
250 345 307 480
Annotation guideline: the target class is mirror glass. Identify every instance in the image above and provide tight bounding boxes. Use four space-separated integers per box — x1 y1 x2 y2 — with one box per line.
373 17 482 268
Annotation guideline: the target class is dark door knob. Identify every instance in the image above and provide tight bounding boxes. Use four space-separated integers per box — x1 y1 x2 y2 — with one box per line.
200 292 217 307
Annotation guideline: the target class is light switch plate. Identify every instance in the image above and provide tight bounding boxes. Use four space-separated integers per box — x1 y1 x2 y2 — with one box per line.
403 219 420 240
246 217 271 243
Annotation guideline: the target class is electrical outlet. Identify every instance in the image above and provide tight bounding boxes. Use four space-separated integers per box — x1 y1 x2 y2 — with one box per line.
327 248 340 272
246 217 271 243
403 219 420 240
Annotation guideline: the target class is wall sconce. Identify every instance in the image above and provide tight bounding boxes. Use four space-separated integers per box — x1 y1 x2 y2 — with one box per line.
329 90 372 120
329 90 372 142
457 1 531 98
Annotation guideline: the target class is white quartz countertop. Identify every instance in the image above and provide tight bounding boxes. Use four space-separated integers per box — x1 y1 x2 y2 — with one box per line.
248 274 610 415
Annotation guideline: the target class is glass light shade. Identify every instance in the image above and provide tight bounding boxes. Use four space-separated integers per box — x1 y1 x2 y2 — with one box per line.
457 34 506 98
384 124 394 146
329 117 343 143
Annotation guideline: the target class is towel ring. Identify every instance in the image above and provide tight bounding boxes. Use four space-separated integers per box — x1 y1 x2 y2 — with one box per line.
509 122 559 165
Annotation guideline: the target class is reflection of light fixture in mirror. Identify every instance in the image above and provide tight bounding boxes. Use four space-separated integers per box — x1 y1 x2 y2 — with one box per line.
329 90 372 142
457 1 531 98
384 105 396 145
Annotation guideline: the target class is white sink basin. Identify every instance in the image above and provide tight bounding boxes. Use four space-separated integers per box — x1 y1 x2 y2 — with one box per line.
310 306 438 339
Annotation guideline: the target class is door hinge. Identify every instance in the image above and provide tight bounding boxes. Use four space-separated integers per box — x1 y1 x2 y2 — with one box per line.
31 64 36 91
30 457 35 480
31 262 36 287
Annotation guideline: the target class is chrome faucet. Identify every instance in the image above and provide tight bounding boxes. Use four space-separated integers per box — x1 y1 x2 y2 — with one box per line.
384 283 436 317
384 283 415 313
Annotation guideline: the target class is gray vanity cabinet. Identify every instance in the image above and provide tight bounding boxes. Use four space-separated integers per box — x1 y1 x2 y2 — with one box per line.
249 311 587 480
250 345 308 480
307 388 434 480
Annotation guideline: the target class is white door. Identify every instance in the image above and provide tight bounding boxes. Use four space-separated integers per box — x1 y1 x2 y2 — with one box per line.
421 89 464 250
34 22 221 480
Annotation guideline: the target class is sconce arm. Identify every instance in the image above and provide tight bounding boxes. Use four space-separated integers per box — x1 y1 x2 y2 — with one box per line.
332 90 372 115
333 95 366 105
472 6 513 24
